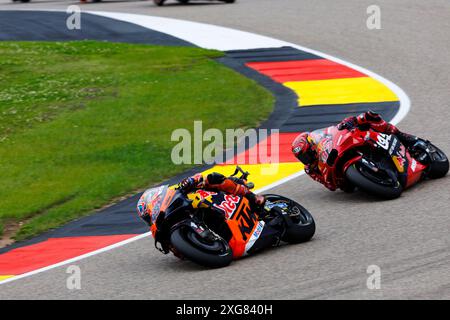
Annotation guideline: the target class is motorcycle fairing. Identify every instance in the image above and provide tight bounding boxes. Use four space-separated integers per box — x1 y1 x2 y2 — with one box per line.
188 190 264 258
226 197 259 258
405 152 427 187
367 131 427 187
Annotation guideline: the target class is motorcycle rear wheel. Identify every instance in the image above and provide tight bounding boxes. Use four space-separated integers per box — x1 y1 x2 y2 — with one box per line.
427 143 449 179
264 195 315 244
345 163 403 199
170 226 233 268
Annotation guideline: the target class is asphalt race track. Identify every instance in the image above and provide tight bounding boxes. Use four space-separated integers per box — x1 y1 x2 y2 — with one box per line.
0 0 449 299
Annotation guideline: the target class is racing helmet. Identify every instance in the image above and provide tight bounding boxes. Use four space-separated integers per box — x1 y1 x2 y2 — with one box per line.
136 185 169 228
137 196 152 226
292 132 316 165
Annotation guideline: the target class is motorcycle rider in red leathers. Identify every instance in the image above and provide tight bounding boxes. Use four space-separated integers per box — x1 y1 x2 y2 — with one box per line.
291 110 419 191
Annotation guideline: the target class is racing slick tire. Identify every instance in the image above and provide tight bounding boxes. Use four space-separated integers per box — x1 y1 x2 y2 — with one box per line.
282 203 315 244
264 195 315 244
170 226 233 268
345 163 403 199
427 144 449 179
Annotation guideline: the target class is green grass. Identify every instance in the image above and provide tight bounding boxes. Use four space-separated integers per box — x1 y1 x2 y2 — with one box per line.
0 41 273 241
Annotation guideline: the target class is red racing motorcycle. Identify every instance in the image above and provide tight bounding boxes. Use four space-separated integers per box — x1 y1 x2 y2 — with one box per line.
309 125 449 199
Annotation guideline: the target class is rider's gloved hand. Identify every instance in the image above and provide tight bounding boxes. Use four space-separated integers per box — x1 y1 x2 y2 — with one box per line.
337 116 357 130
179 174 203 192
179 177 195 192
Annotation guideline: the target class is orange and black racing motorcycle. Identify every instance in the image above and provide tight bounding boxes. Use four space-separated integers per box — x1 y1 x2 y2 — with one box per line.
139 167 315 268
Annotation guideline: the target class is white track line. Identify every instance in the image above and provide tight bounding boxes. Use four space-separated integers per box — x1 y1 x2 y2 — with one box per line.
0 11 410 285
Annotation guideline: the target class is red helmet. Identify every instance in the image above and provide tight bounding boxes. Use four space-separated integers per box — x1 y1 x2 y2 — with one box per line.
292 132 316 165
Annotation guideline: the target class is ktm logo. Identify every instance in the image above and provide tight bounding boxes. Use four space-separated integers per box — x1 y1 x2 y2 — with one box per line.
235 202 257 241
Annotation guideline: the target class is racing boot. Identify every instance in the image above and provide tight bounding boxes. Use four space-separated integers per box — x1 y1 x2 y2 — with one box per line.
397 131 419 148
395 131 430 163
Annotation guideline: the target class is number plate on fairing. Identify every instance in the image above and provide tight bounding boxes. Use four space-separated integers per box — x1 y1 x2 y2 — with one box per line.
375 133 392 151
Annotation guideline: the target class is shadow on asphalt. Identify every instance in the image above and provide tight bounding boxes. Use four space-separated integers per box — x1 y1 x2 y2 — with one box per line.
2 0 221 4
307 174 450 209
148 238 319 273
154 1 226 7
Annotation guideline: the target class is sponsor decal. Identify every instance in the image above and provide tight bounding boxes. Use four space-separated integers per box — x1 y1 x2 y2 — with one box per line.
235 201 257 241
376 133 391 150
389 137 398 155
411 159 417 172
195 189 217 199
253 221 264 239
214 194 241 218
245 221 265 254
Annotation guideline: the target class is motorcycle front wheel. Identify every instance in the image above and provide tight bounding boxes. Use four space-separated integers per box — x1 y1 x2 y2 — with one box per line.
345 162 403 199
170 226 233 268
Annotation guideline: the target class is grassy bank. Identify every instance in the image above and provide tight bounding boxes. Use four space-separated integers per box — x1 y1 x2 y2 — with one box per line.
0 41 273 241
